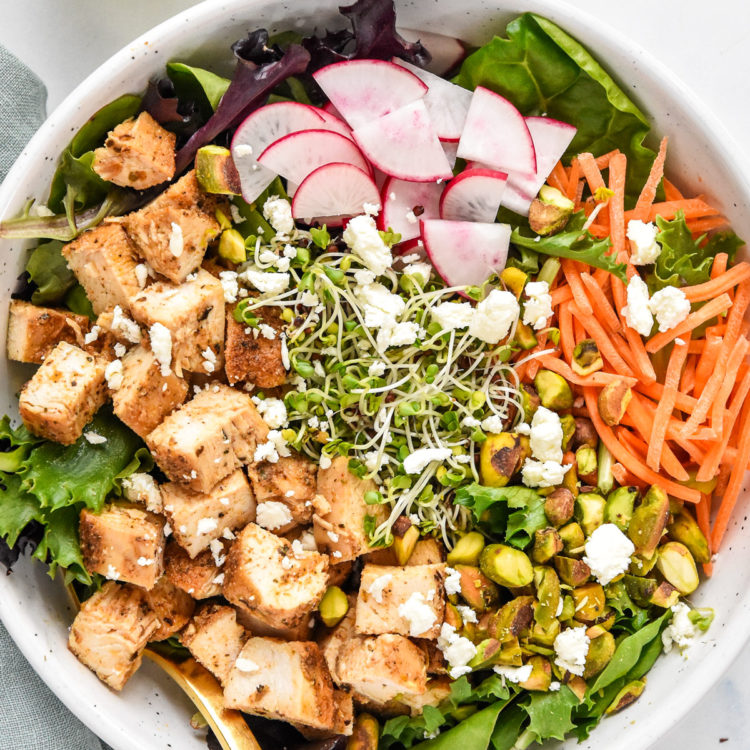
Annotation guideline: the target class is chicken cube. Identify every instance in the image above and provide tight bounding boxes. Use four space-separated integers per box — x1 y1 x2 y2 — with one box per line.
313 456 387 562
223 523 328 630
224 304 286 388
111 344 188 438
367 538 447 567
18 341 107 445
320 594 358 684
130 268 224 375
293 690 354 739
61 223 141 315
144 576 195 641
92 112 176 190
223 638 337 731
162 469 255 558
355 564 446 640
79 504 166 590
233 605 313 642
181 603 247 685
123 171 225 283
164 540 224 599
68 581 159 691
6 300 90 364
147 385 268 492
122 472 163 514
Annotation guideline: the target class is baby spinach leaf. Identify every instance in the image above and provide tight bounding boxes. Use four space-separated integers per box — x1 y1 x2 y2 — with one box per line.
26 239 76 306
64 284 95 320
412 701 506 750
166 62 230 118
490 705 527 750
523 686 579 741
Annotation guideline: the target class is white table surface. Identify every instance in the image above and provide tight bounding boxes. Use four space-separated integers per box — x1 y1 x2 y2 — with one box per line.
1 0 748 747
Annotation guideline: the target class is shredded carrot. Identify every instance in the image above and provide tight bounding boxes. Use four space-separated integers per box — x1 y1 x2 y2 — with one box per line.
632 136 668 222
710 336 750 433
682 262 750 303
687 216 729 234
608 152 628 263
579 272 621 333
711 253 729 279
662 178 684 201
536 355 637 388
565 159 581 202
569 304 635 378
559 304 575 364
680 354 697 395
574 179 585 211
624 198 718 223
594 149 621 169
693 333 724 397
645 293 733 353
577 152 606 194
636 380 723 418
618 427 648 460
561 260 594 316
550 286 574 307
548 161 569 194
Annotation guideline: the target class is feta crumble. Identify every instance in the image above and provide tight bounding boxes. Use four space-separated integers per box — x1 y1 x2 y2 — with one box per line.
627 220 662 265
342 214 392 275
583 523 635 584
480 415 504 434
104 359 123 390
367 573 393 604
398 591 437 637
83 431 107 445
493 664 533 683
456 605 478 624
255 501 293 530
432 301 474 331
134 263 149 289
149 323 172 376
197 517 219 535
529 406 564 463
648 286 691 332
242 269 290 295
622 275 654 336
437 623 477 679
263 196 295 236
403 447 453 475
522 281 553 330
469 290 520 344
219 270 239 303
83 325 101 345
553 627 590 676
168 222 184 257
521 458 571 488
111 305 141 344
122 473 162 513
444 567 462 596
254 397 288 429
662 602 700 657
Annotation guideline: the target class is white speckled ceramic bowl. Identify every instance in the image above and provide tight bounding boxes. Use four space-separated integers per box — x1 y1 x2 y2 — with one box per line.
0 1 748 748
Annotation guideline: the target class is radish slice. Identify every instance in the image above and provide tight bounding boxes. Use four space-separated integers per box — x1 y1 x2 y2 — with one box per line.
439 168 508 223
457 87 536 177
501 116 577 215
258 129 371 186
420 219 511 288
322 100 345 120
394 237 427 259
313 60 427 129
380 176 443 242
318 109 355 140
292 163 380 226
352 100 453 182
231 102 326 203
441 140 459 169
392 59 472 141
399 28 467 75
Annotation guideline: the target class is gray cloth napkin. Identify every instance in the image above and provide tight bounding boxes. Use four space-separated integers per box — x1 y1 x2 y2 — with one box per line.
0 45 108 750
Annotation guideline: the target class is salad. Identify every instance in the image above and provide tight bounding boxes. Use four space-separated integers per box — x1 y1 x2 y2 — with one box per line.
0 1 747 748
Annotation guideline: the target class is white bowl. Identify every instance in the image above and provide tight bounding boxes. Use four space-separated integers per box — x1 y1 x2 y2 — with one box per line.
1 1 748 748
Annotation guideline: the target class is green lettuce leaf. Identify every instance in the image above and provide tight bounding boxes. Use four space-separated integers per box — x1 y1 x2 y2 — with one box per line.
490 705 527 750
26 240 77 306
412 701 507 750
523 686 579 741
166 62 230 118
32 505 89 583
0 473 41 548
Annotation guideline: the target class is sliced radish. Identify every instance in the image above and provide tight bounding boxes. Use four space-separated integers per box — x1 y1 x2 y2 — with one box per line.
258 129 371 186
380 176 443 242
439 168 508 223
231 102 326 203
313 60 427 130
292 163 380 226
392 59 472 141
317 109 354 140
420 219 511 288
501 117 577 215
322 100 345 119
352 100 453 182
399 28 467 75
394 237 427 259
441 140 459 169
457 87 536 177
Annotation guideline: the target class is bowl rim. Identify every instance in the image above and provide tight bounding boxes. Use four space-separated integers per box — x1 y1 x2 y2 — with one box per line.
1 1 749 748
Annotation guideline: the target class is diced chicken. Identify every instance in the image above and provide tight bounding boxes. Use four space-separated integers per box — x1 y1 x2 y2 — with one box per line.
61 223 141 315
293 690 354 739
246 453 317 530
223 523 328 630
164 540 224 599
123 171 226 283
18 341 107 445
313 456 387 562
68 581 159 691
355 564 446 640
6 300 90 364
130 268 224 375
327 560 353 588
92 112 176 190
223 638 337 731
224 304 286 388
162 469 255 558
367 538 447 567
122 472 163 513
319 594 358 684
111 344 188 438
144 576 195 641
146 385 268 493
232 605 313 642
79 504 166 590
335 634 428 704
414 638 448 675
181 603 247 685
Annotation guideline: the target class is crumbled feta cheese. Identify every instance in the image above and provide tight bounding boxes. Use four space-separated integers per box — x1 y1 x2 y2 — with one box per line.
662 602 700 657
149 322 172 376
197 517 219 535
298 531 317 551
648 286 691 332
104 359 123 390
111 305 141 344
444 567 462 596
493 664 533 683
583 523 635 584
255 501 293 530
254 438 280 463
469 290 519 343
437 623 477 679
254 397 287 429
230 203 244 224
219 270 239 303
343 214 392 275
515 422 531 436
354 269 376 285
363 201 381 216
398 591 437 637
403 262 432 285
83 325 101 345
319 454 332 470
627 220 662 265
456 605 478 624
363 450 388 473
522 280 553 330
403 447 453 475
529 406 564 463
263 196 295 236
378 320 421 349
367 573 393 604
209 539 227 567
234 144 253 158
258 324 276 340
113 342 127 358
622 275 654 336
368 361 386 377
554 627 590 676
462 416 481 429
235 657 260 673
550 681 561 691
432 301 474 331
136 557 154 567
105 564 120 580
242 269 290 295
521 458 571 488
135 263 149 289
122 473 162 513
168 222 184 257
300 291 320 307
83 431 107 445
355 282 406 328
480 415 504 434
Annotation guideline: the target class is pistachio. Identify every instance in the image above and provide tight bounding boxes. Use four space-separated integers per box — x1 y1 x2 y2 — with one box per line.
480 432 526 487
545 488 576 527
668 509 711 564
218 228 247 264
447 531 486 567
195 144 242 195
468 638 503 669
528 185 575 236
605 679 646 715
575 445 598 483
554 556 592 587
444 602 463 630
565 675 587 702
533 566 561 629
347 713 379 750
532 528 564 564
572 338 603 376
514 321 539 350
575 492 606 536
628 485 670 558
487 596 535 640
605 487 638 532
480 544 535 588
624 574 679 609
563 463 580 498
656 541 700 595
529 618 561 647
519 383 541 422
558 522 586 555
571 582 606 623
500 266 528 298
597 378 632 426
583 631 615 679
534 370 574 411
560 414 576 451
393 525 420 566
572 417 598 450
319 585 349 627
519 655 552 691
455 564 501 612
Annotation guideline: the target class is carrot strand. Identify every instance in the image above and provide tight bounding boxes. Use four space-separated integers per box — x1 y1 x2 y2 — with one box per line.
632 136 668 222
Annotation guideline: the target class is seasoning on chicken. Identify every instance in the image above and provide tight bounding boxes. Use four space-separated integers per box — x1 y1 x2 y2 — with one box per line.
164 540 225 599
144 576 195 641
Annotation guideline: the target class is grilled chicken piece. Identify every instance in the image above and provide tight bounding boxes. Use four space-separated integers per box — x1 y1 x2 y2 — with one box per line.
111 344 188 438
144 576 195 641
223 523 328 630
122 472 163 513
18 341 107 445
162 469 255 558
92 112 176 190
181 603 247 685
223 638 337 732
313 456 387 562
232 605 313 642
68 581 159 691
61 223 141 315
366 538 447 567
123 171 226 283
6 300 90 364
398 677 452 716
355 564 447 640
319 594 358 684
293 690 354 739
224 304 286 388
164 540 225 599
130 268 224 375
79 504 166 590
147 385 268 492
